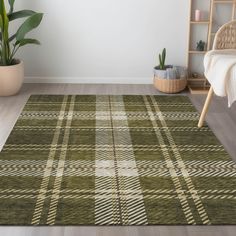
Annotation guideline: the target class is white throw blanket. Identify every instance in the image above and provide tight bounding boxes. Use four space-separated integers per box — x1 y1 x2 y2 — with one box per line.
204 49 236 107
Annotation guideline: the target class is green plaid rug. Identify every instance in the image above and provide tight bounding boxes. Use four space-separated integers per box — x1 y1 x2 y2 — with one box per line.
0 95 236 225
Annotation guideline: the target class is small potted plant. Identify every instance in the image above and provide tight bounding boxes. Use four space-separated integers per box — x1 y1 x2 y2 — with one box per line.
0 0 43 96
153 48 187 93
196 40 206 51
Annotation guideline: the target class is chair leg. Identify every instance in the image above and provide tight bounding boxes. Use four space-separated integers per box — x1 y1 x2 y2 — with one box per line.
198 86 214 128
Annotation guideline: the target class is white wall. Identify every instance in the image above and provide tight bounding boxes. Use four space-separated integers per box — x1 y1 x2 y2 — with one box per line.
14 0 189 84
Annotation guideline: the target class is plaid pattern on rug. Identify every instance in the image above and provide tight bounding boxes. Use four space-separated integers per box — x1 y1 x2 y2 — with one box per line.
0 95 236 225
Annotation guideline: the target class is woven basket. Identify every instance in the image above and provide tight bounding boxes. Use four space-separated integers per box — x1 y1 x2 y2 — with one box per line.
153 76 187 94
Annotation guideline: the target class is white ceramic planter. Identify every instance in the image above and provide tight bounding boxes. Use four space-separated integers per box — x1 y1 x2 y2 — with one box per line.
0 60 24 96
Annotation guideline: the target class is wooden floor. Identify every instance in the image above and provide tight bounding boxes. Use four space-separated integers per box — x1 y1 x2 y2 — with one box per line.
0 83 236 236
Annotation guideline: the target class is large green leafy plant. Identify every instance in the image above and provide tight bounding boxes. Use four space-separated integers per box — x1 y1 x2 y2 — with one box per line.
0 0 43 66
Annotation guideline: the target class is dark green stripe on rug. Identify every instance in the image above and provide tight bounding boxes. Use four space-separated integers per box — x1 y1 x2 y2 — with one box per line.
0 95 236 225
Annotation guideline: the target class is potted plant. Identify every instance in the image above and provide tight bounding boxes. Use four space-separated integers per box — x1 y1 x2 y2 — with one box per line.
0 0 43 96
153 48 187 93
196 40 206 51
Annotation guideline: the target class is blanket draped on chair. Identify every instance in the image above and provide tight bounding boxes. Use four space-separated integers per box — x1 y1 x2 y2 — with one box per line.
204 49 236 107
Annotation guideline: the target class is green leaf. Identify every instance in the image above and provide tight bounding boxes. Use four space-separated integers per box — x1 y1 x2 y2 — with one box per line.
0 0 10 65
162 48 166 67
0 0 5 14
8 10 36 21
3 13 9 41
159 54 163 69
1 1 9 41
8 33 16 42
16 38 40 47
16 13 43 41
0 15 2 42
8 0 15 14
0 15 3 30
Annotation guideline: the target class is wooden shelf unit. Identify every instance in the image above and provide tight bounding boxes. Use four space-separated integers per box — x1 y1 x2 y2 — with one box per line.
188 50 207 54
188 85 211 94
190 21 210 24
187 0 236 94
215 0 236 3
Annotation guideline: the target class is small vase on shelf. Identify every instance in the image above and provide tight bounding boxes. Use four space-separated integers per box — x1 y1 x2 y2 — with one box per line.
195 10 201 22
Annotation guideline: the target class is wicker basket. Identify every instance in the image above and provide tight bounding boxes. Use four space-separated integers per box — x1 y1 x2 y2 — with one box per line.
153 76 187 94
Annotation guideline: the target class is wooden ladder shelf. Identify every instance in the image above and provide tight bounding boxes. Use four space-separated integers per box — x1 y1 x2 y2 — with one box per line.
187 0 236 94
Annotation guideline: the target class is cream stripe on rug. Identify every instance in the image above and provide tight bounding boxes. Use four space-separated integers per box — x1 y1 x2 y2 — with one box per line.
143 95 196 225
95 95 148 225
149 95 210 225
31 95 69 225
46 95 76 225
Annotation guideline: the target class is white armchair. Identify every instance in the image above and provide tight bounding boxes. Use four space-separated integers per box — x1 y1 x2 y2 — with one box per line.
198 20 236 128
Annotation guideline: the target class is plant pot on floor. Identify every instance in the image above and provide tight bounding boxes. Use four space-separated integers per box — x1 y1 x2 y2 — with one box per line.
0 60 24 96
0 0 43 96
153 66 187 94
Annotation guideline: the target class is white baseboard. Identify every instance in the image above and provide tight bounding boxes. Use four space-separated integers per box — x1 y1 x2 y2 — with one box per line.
24 77 153 84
